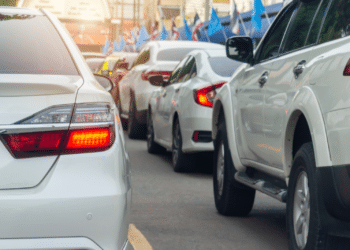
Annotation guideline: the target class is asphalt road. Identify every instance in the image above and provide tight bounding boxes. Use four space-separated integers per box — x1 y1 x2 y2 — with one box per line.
126 134 288 250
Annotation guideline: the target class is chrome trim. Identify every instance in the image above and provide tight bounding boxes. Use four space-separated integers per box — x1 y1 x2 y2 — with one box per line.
69 122 114 129
0 124 70 134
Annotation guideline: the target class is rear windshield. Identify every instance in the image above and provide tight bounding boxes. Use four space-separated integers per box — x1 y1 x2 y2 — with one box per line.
0 14 78 75
208 57 242 77
157 48 195 61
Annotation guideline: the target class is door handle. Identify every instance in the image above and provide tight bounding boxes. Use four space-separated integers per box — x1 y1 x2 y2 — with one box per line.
258 71 269 87
163 92 167 97
293 60 306 79
175 89 180 93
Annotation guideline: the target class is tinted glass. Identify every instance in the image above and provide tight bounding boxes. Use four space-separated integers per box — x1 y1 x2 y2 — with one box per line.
0 14 78 75
157 48 195 61
168 57 189 84
132 49 150 67
282 1 320 53
319 0 350 44
209 57 243 77
306 0 330 45
178 58 195 82
257 4 297 62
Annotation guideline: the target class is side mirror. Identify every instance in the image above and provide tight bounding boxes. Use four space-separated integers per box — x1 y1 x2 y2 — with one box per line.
148 75 165 87
94 74 113 92
226 36 254 64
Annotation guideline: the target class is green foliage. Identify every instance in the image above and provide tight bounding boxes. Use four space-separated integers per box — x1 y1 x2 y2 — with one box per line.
0 0 17 6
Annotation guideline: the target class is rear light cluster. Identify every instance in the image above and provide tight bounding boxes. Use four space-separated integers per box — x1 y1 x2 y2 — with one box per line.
141 71 172 81
344 59 350 76
193 81 227 108
1 104 115 159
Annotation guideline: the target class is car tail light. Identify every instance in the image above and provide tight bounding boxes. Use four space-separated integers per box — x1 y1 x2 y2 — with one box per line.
1 103 115 158
141 71 172 81
193 81 227 107
344 59 350 76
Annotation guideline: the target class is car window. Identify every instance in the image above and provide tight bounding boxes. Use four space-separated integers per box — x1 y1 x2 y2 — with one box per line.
157 48 195 61
209 57 242 77
168 56 190 85
306 0 331 46
0 14 78 75
178 57 195 82
132 48 150 68
282 1 320 53
319 0 350 44
256 3 297 63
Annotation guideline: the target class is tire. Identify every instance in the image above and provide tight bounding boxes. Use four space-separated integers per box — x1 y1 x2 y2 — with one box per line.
287 142 328 250
147 110 165 154
172 118 197 172
213 120 255 216
127 96 143 139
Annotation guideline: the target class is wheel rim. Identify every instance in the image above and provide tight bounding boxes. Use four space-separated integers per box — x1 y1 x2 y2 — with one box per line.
217 141 225 197
293 171 310 249
172 123 180 165
147 113 153 148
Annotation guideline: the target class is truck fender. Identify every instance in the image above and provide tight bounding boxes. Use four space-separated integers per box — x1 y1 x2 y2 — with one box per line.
284 86 331 177
212 84 246 172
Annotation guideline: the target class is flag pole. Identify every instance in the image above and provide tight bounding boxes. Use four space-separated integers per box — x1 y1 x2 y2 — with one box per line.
264 10 271 26
222 28 227 41
238 13 248 36
205 28 211 42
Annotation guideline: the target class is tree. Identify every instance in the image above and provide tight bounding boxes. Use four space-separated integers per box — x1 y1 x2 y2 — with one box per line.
0 0 17 6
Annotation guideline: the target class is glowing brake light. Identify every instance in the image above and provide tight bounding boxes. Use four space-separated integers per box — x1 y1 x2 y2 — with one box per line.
193 81 227 107
142 71 172 81
66 128 113 150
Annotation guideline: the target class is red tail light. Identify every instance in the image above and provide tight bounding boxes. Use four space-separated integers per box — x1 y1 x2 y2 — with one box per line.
344 59 350 76
2 126 115 159
193 81 227 107
2 131 66 158
142 71 172 81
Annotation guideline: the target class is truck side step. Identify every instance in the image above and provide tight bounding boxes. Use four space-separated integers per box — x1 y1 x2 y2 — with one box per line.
235 172 287 202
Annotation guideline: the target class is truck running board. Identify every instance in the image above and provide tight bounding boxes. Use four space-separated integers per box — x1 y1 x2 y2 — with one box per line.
235 172 287 203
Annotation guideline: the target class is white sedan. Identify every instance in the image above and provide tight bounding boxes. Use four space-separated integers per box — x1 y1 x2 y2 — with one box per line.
117 41 225 139
0 7 131 250
147 49 242 172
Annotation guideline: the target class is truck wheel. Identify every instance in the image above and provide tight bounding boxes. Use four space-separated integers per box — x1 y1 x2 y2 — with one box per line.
147 110 165 154
287 142 329 250
172 118 196 172
213 121 255 216
127 96 142 139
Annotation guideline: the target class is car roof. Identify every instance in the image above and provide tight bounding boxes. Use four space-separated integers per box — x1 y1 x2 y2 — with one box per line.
0 7 43 16
145 41 225 50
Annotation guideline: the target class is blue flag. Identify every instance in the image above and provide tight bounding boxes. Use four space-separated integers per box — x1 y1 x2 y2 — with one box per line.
252 0 265 32
119 36 126 51
136 25 150 48
183 17 192 40
160 24 168 40
208 8 223 36
102 39 110 54
113 41 120 52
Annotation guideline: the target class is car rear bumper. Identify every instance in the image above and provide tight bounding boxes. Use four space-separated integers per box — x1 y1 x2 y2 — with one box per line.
181 116 214 153
317 166 350 238
0 136 132 250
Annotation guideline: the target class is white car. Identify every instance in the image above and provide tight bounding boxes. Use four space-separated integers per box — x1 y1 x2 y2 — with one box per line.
212 0 350 248
0 7 131 250
117 41 225 139
147 49 242 172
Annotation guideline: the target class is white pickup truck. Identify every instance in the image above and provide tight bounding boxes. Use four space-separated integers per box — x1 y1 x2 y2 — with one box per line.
212 0 350 249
